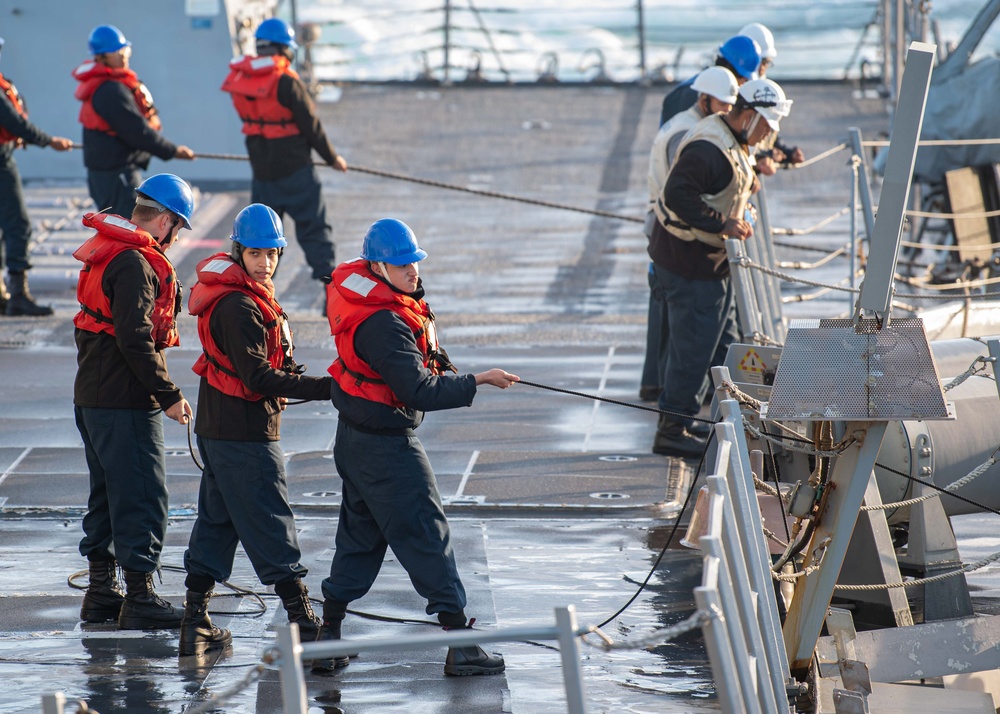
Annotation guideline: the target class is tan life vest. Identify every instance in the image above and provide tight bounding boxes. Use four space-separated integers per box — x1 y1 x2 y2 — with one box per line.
646 105 702 212
653 113 755 249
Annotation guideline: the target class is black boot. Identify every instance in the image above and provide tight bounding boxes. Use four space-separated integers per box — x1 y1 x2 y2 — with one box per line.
179 589 232 656
442 616 505 677
0 273 9 313
652 414 708 457
312 599 351 672
118 569 184 630
278 580 323 642
5 270 53 317
80 558 125 623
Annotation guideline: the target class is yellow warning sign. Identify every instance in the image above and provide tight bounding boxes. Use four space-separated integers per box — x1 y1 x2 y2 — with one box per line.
739 348 767 376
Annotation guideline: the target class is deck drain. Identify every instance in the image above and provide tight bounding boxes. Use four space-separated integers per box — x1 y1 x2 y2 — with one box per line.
303 491 340 498
598 455 637 463
590 492 629 500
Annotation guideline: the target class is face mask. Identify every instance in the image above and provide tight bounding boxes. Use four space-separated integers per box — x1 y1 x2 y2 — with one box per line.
742 112 762 149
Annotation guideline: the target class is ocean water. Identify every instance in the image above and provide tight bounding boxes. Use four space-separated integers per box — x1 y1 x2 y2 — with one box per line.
291 0 991 83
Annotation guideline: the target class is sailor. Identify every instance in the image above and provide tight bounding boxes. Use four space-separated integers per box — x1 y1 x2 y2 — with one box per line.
650 79 791 457
738 23 805 174
179 203 334 657
0 36 73 316
72 24 194 219
73 173 195 629
317 218 518 675
640 66 739 402
221 18 348 295
659 35 761 127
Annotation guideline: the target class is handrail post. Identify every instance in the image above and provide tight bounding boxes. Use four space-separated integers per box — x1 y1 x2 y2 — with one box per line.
276 624 308 714
636 0 647 81
847 127 877 242
443 0 452 85
725 239 763 342
753 185 786 341
555 606 589 714
850 156 859 312
41 693 65 714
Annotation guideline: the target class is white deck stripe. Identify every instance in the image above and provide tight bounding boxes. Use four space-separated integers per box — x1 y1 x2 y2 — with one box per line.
454 449 481 498
0 447 33 489
581 346 615 453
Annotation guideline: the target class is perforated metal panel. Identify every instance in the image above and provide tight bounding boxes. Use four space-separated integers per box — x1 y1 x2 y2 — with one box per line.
764 318 951 421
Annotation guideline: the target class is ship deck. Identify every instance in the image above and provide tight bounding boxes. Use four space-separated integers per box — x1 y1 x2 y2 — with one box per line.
3 81 986 713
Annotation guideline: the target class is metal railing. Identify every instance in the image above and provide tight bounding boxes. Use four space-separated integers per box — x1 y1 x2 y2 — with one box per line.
293 0 892 86
693 395 796 713
274 606 590 713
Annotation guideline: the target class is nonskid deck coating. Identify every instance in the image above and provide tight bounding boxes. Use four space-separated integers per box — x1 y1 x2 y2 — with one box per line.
0 82 928 712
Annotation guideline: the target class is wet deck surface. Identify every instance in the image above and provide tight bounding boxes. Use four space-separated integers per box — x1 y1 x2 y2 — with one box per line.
0 83 894 712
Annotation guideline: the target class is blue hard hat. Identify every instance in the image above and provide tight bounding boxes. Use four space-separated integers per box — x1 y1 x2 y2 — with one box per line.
88 25 131 56
136 174 195 230
231 203 287 249
718 35 761 80
361 219 427 265
255 18 298 51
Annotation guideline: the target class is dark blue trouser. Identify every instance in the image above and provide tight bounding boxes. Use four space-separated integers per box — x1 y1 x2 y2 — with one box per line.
252 166 335 280
75 406 168 572
321 421 467 617
657 265 738 419
184 437 307 586
87 167 142 219
640 262 668 391
0 151 32 272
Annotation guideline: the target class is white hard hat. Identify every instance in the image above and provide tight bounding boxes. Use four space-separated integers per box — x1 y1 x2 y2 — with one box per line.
691 66 738 104
738 78 792 131
739 22 777 60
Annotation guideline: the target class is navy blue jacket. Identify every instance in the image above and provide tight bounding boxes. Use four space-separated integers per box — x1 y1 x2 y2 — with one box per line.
0 81 50 160
82 80 177 172
331 304 477 433
245 72 339 181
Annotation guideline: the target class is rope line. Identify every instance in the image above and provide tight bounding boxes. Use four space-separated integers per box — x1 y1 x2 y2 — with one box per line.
733 257 860 293
907 207 1000 219
896 271 1000 291
581 609 713 651
834 548 1000 591
187 420 204 471
899 239 1000 251
776 244 850 270
785 143 848 169
183 659 270 714
514 379 715 424
943 355 996 392
771 207 850 236
739 256 1000 300
863 137 1000 147
193 151 645 224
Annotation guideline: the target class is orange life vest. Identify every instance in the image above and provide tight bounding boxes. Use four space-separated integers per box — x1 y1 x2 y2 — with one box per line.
188 253 289 401
220 55 301 139
72 61 162 134
0 72 28 146
73 213 180 350
326 259 453 409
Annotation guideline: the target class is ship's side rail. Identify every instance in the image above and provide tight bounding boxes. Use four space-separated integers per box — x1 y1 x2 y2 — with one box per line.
692 399 796 713
274 607 591 714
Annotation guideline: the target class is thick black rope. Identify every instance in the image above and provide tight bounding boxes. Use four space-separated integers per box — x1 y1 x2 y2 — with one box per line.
515 379 716 424
512 379 716 628
874 460 1000 517
598 431 714 629
187 420 205 472
193 151 644 224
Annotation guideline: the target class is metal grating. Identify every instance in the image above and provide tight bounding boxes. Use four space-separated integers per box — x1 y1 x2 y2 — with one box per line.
764 318 950 421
